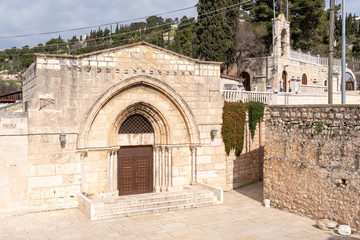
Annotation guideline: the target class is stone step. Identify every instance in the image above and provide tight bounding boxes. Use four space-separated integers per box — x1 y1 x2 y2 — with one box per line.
94 195 218 213
78 184 223 220
94 200 221 220
93 191 215 208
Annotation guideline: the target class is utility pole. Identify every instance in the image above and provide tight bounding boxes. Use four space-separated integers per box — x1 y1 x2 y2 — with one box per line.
328 0 335 104
286 0 289 21
341 0 346 104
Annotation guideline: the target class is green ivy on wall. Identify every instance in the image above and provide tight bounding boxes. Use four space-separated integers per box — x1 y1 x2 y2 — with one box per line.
246 101 265 140
221 101 246 156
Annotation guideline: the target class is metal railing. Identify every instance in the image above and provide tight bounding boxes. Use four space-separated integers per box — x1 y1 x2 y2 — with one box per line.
221 90 271 104
0 91 22 103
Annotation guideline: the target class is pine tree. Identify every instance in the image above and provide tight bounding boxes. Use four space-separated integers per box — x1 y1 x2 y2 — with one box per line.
193 0 240 71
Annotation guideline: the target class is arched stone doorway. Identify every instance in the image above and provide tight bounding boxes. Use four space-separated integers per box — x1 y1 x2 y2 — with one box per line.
302 74 307 85
282 71 287 92
240 72 251 91
117 114 154 196
78 76 201 196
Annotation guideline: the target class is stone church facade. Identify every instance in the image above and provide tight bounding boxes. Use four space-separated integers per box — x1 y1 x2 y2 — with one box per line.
0 42 235 213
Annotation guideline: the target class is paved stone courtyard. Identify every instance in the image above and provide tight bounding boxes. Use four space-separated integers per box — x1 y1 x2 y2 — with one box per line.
1 182 359 240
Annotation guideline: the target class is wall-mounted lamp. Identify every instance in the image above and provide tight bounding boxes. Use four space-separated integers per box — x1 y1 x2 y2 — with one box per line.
59 133 66 145
313 79 318 84
296 77 301 82
266 83 272 89
210 128 217 140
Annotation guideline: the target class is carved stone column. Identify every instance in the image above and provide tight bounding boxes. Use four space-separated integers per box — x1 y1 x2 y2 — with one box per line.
106 151 111 196
191 147 197 184
167 147 172 191
161 146 166 191
154 146 160 192
80 152 86 193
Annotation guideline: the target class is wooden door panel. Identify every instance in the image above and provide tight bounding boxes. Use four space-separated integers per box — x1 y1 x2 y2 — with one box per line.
118 146 153 196
118 157 135 195
135 156 151 194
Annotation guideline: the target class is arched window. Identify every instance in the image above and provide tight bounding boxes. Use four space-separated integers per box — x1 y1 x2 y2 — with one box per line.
282 71 287 92
324 80 327 86
281 29 287 56
240 72 251 91
302 74 307 85
119 114 154 134
346 72 355 90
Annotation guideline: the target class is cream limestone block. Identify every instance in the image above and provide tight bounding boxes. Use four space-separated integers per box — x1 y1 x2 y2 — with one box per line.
30 176 63 188
197 171 218 179
36 164 56 176
214 163 226 170
55 163 81 175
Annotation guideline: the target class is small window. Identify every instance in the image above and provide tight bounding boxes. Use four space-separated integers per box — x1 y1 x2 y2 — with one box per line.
119 114 153 134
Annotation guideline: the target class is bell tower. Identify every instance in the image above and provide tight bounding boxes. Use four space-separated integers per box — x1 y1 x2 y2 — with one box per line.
274 14 290 58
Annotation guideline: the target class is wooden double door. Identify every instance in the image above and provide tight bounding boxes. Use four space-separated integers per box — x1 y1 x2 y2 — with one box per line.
117 146 153 196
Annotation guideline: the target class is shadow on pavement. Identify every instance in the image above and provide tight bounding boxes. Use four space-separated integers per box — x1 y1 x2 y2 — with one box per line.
234 181 263 203
327 236 360 240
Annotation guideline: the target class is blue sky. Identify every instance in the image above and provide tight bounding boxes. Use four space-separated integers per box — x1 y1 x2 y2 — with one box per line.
0 0 359 51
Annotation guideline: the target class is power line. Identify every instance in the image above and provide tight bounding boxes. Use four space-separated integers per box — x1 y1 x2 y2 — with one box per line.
1 0 252 54
0 6 196 40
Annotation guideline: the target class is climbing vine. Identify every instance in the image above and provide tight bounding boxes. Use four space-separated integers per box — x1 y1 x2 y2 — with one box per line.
221 101 246 156
246 101 265 140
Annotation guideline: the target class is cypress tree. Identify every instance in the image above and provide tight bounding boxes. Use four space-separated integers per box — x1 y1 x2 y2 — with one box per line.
193 0 240 72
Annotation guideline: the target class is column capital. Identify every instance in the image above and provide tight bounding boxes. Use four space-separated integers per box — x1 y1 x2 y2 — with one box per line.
190 144 200 150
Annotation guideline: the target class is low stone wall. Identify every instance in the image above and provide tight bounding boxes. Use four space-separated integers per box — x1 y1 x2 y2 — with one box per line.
264 105 360 233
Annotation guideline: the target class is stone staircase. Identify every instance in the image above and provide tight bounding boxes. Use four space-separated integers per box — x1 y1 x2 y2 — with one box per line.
78 184 223 220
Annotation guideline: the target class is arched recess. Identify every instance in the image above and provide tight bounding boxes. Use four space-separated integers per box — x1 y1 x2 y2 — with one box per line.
107 102 170 146
302 73 307 85
77 75 200 148
281 29 287 56
282 71 287 92
346 72 355 90
240 72 251 91
324 80 328 86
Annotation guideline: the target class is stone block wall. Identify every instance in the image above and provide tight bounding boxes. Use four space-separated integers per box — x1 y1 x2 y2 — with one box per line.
226 115 265 190
0 112 28 214
264 105 360 233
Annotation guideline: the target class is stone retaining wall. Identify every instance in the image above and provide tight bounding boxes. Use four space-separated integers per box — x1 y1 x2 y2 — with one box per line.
264 105 360 233
226 115 264 190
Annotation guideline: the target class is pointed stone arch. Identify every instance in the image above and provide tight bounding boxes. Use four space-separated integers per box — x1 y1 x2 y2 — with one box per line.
107 102 170 146
77 75 200 149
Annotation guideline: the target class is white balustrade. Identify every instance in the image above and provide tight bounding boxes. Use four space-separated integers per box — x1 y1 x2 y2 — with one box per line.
289 49 341 67
221 90 271 104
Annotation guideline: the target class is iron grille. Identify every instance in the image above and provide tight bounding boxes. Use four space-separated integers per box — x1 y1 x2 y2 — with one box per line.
119 114 154 134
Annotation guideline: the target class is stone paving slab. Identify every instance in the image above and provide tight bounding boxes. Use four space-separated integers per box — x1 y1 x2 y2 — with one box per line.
1 182 359 240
